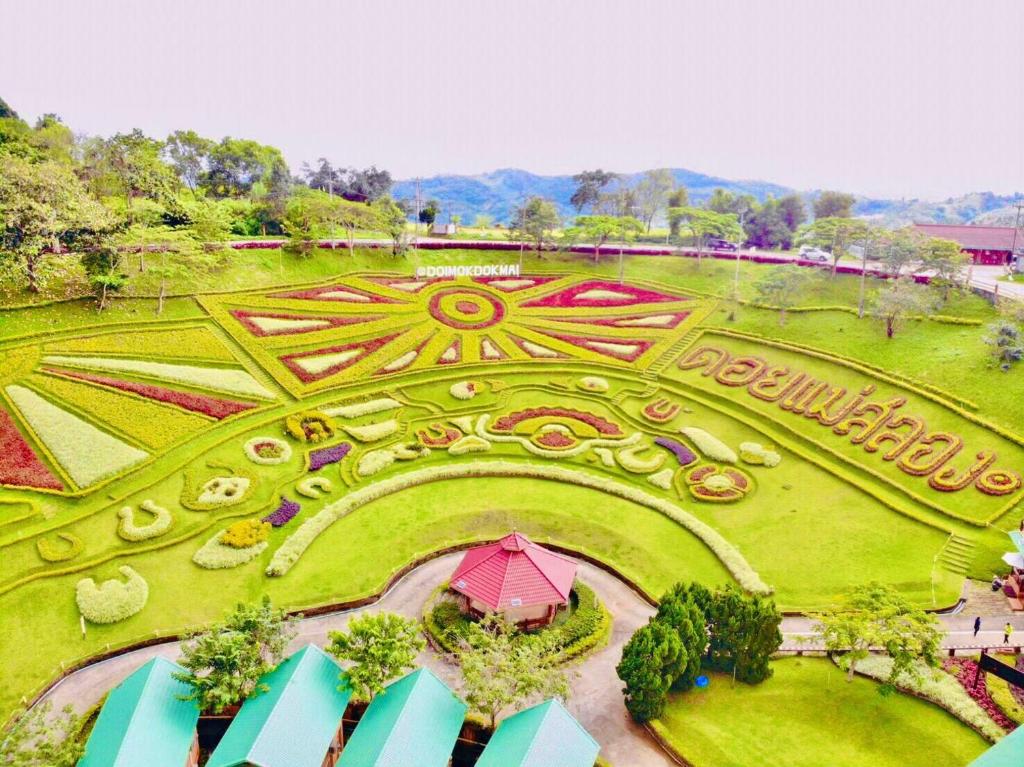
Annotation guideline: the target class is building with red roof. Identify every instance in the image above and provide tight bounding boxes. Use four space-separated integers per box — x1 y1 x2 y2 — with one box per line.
913 223 1022 266
448 533 578 629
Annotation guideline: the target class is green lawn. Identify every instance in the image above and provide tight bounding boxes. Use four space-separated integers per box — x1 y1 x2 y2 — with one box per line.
654 658 989 767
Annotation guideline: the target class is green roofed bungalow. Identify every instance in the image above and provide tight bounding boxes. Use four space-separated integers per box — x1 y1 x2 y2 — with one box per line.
78 657 200 767
207 644 351 767
337 667 467 767
476 699 599 767
969 726 1024 767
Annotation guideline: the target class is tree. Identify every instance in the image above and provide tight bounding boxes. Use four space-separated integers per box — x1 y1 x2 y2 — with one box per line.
164 130 213 194
281 189 330 256
511 196 560 254
635 169 675 231
814 582 941 691
666 187 689 237
744 198 792 250
30 115 75 165
670 207 742 267
0 95 18 120
567 215 643 262
984 321 1024 371
334 198 377 257
326 612 425 701
472 213 493 229
340 166 392 202
371 196 410 255
595 187 639 218
920 237 969 302
0 156 112 292
203 137 290 199
706 188 756 220
700 586 782 684
302 157 343 193
175 596 297 713
616 620 682 722
570 169 617 213
869 283 933 338
753 264 811 325
459 615 569 728
80 230 127 310
813 190 856 219
777 194 807 234
655 586 707 691
798 217 871 276
418 199 440 225
94 130 177 223
0 701 84 767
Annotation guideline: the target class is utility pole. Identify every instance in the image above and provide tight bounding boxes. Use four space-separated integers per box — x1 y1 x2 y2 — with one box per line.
413 178 422 253
1010 202 1023 276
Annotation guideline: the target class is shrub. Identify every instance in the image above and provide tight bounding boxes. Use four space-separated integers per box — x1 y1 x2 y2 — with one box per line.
221 519 271 548
343 419 399 442
75 566 148 624
284 411 336 443
117 500 173 541
296 476 333 498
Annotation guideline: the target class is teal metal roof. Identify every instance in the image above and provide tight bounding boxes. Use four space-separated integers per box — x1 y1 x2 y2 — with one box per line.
1009 532 1024 557
476 699 600 767
969 726 1024 767
207 644 351 767
77 657 199 767
337 667 468 767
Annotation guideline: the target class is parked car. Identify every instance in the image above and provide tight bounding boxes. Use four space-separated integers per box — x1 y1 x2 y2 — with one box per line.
705 238 738 251
799 246 831 263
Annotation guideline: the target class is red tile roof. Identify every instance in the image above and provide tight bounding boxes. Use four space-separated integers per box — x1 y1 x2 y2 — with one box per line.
913 224 1021 252
449 533 577 611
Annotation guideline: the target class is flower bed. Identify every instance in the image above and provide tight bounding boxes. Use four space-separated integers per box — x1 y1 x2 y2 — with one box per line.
491 407 623 437
36 532 83 562
296 477 333 498
654 436 698 466
244 437 292 466
192 532 268 570
943 658 1017 732
679 426 737 463
222 518 271 547
262 498 300 527
43 367 256 420
285 411 336 443
308 443 351 471
323 397 402 419
343 419 399 442
683 464 752 503
0 407 64 491
117 501 173 542
642 398 681 424
180 468 254 511
75 566 148 624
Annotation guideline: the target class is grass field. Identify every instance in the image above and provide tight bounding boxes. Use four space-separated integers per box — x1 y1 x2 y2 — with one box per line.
0 248 1020 757
654 658 989 767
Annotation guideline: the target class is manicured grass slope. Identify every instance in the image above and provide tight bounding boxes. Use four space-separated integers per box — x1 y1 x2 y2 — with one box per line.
655 658 988 767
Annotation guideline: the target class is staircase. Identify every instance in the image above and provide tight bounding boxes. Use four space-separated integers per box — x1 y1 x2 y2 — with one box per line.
938 534 975 577
643 327 703 380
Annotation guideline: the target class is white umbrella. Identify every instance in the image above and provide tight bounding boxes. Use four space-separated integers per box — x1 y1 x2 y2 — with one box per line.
1002 552 1024 569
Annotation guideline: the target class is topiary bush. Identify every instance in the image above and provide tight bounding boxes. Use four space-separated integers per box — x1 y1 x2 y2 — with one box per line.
75 566 148 624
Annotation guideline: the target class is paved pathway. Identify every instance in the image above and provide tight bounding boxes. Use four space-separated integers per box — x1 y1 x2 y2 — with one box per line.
37 553 668 767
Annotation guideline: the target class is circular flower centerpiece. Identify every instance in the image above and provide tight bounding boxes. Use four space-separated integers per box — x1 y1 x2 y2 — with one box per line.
244 436 293 465
427 288 507 330
683 464 752 502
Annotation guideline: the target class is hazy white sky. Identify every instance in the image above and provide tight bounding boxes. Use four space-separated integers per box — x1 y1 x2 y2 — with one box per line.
2 0 1021 198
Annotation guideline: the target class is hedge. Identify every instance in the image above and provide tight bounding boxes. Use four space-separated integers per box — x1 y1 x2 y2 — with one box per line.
75 566 149 624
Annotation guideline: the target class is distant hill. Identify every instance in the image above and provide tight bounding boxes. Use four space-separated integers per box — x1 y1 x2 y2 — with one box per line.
392 167 1022 229
392 167 792 225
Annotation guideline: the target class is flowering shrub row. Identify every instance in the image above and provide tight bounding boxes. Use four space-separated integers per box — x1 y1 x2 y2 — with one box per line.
267 460 771 593
244 437 292 465
851 656 1004 742
944 658 1017 733
117 501 173 542
75 566 148 624
308 443 351 471
5 384 149 489
678 344 1023 499
262 498 300 527
679 426 737 463
43 367 256 421
40 355 276 400
36 532 83 562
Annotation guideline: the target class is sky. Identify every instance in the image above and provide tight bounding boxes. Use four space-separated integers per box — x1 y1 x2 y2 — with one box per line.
1 0 1022 200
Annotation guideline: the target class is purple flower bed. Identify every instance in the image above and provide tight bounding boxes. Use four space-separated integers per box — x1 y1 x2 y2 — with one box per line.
263 497 300 527
654 436 698 466
308 442 351 472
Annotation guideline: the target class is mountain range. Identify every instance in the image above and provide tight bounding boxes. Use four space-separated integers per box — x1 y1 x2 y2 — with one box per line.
391 168 1023 228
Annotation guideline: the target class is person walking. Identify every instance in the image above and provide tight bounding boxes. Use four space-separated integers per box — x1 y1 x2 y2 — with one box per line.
1004 622 1014 645
974 616 982 637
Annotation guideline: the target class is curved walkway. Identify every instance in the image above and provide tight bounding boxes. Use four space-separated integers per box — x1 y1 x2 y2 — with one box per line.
35 552 669 767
